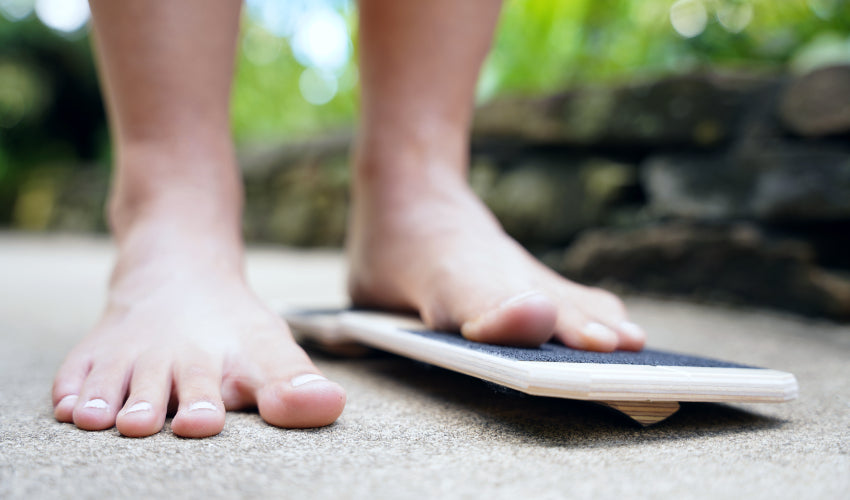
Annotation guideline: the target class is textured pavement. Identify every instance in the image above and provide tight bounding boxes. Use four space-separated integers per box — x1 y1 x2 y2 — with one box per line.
1 233 848 499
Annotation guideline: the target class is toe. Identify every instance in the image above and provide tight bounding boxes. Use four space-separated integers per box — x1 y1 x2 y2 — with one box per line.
172 400 224 438
72 359 132 431
53 353 91 423
116 353 171 438
54 394 79 423
460 291 558 347
609 320 647 351
170 354 226 438
579 287 646 351
257 374 346 429
554 313 620 352
250 338 346 428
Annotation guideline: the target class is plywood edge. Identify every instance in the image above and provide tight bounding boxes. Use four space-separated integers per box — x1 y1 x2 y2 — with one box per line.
522 362 798 402
286 310 372 356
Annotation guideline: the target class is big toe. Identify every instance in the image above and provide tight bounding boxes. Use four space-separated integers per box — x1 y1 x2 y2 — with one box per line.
458 291 558 347
257 374 346 429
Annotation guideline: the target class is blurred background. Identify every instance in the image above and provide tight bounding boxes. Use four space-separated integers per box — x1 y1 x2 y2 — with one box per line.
1 0 849 320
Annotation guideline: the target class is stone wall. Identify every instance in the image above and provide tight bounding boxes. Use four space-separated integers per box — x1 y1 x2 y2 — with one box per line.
20 65 850 320
470 65 850 320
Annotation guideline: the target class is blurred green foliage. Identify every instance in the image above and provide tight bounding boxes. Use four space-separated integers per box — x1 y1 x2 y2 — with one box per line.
488 0 850 92
0 13 106 224
230 16 360 142
230 0 850 140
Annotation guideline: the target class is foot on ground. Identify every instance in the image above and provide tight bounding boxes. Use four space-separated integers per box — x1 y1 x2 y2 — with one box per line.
348 159 646 352
53 226 345 438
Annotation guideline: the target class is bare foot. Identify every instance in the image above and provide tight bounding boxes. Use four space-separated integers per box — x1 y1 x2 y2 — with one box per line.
348 155 646 352
53 221 345 438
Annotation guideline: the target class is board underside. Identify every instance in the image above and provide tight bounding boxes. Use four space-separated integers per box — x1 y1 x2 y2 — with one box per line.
285 309 798 426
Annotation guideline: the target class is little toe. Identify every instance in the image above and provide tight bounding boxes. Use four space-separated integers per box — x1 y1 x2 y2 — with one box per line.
256 373 346 429
170 356 226 438
52 353 91 423
72 360 131 431
460 291 558 347
116 356 171 438
54 394 79 423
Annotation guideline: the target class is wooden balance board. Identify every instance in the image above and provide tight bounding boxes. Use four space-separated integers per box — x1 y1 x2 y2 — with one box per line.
284 309 798 426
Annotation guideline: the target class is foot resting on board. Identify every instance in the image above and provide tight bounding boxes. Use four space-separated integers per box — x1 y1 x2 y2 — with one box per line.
348 157 647 352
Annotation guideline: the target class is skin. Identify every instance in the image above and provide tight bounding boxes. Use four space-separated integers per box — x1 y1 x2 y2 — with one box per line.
53 0 645 438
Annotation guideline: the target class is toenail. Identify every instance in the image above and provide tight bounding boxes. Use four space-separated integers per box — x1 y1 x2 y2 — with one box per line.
583 322 618 344
124 401 153 414
83 398 109 410
291 374 328 387
619 321 645 341
499 290 547 308
58 394 78 407
188 401 218 412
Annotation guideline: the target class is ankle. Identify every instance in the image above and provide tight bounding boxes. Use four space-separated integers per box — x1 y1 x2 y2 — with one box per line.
106 156 245 275
107 147 243 242
352 124 470 188
352 148 471 209
108 187 241 239
108 214 245 291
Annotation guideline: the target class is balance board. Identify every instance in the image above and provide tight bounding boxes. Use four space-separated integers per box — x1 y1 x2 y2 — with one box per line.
285 309 798 426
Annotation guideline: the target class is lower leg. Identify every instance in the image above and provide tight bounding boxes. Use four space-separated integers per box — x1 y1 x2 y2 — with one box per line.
350 0 646 351
52 0 344 438
354 0 499 185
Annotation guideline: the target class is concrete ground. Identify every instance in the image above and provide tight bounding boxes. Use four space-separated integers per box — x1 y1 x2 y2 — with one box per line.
1 233 848 499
